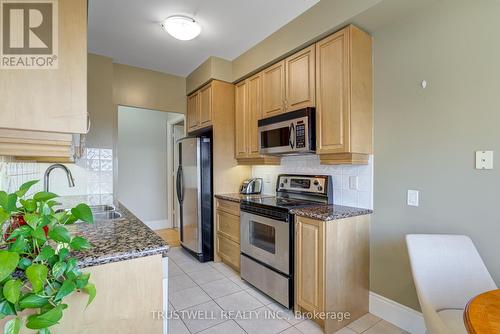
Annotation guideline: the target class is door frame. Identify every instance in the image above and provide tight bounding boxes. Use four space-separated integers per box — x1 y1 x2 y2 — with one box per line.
167 115 185 229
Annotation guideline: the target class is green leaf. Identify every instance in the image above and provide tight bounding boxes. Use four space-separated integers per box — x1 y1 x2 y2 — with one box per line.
54 279 76 302
0 192 7 210
51 262 67 278
33 192 58 203
75 272 90 289
18 294 50 310
24 213 39 229
71 204 93 224
15 180 39 198
69 237 91 251
31 227 47 243
20 199 37 213
26 264 48 293
3 317 21 334
0 300 15 318
2 194 18 213
83 283 96 306
0 208 9 223
8 237 27 253
0 251 20 282
48 226 70 243
64 259 80 280
6 225 31 241
35 246 55 262
25 304 67 330
3 280 22 304
41 203 51 216
17 257 32 270
58 248 69 262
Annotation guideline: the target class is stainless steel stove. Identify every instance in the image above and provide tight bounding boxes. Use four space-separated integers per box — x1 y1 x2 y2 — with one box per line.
240 174 333 308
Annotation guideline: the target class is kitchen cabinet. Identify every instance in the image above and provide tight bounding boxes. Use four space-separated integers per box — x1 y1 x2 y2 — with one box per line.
0 0 87 135
285 45 316 112
262 61 286 118
295 215 370 333
187 91 200 132
261 45 315 119
235 75 280 165
187 82 217 133
215 199 241 271
315 25 373 164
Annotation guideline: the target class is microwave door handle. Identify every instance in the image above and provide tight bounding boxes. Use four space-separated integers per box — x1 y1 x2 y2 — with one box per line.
289 124 295 149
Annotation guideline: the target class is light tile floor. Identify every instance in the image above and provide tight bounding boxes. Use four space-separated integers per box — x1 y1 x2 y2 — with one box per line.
167 247 409 334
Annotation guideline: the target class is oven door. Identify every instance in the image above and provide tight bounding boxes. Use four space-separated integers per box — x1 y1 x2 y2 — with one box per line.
240 211 290 275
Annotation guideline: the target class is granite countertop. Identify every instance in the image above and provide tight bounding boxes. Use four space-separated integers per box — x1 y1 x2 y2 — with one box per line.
290 204 373 221
215 193 274 203
57 195 169 268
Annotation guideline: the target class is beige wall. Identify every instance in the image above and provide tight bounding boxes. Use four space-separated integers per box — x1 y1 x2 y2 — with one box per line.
371 0 500 310
231 0 382 81
113 63 186 113
186 56 232 94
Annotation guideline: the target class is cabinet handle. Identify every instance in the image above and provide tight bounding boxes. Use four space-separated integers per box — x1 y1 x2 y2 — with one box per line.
86 112 91 133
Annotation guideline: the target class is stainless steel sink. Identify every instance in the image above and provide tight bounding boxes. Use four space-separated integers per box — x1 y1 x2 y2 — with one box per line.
55 205 123 221
93 211 122 221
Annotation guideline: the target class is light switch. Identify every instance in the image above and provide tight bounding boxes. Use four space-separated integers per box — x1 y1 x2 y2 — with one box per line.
475 151 493 170
264 173 272 184
407 190 419 207
349 176 359 190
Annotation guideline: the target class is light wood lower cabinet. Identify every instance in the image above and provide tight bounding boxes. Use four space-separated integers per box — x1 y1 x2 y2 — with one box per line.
216 198 241 271
315 25 373 165
295 215 370 334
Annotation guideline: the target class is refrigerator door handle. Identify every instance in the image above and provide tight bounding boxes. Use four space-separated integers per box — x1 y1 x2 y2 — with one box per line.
176 166 183 204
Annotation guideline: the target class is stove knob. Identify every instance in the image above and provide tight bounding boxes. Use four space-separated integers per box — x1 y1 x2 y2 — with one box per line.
280 183 285 188
284 179 288 183
313 179 319 186
317 185 323 192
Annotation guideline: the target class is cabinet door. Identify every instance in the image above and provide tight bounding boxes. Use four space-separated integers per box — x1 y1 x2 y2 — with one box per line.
295 217 324 313
199 83 213 126
262 61 285 118
235 81 248 158
217 234 240 271
285 45 315 112
216 210 240 243
316 28 350 154
187 92 200 132
247 74 262 157
0 0 87 134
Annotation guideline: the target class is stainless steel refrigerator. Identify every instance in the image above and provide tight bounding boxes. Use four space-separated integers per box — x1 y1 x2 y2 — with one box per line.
175 136 213 262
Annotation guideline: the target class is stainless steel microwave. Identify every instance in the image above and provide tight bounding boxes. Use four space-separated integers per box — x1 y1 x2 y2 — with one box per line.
258 108 315 155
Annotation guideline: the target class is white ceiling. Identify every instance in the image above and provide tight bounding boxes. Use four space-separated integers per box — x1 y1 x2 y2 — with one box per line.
88 0 320 77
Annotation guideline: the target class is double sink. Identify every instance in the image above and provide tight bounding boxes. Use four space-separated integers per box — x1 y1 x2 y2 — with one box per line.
56 204 123 222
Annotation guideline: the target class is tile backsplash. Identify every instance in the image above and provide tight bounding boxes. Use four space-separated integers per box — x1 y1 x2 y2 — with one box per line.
0 148 113 196
252 155 373 209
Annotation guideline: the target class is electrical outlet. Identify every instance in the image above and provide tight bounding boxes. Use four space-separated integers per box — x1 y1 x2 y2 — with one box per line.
349 176 359 190
475 151 493 169
264 174 272 184
407 190 419 207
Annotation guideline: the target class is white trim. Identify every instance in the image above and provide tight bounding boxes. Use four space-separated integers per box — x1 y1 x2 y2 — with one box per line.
166 115 185 230
369 291 427 334
145 219 169 230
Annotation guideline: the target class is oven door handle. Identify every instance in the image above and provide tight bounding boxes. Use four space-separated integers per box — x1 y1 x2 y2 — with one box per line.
289 123 295 149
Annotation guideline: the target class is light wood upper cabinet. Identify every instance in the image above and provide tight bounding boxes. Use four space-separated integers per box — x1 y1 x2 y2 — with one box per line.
285 45 316 112
235 74 280 165
187 92 200 131
199 83 213 126
235 81 248 158
247 74 263 157
262 61 286 118
316 25 373 165
0 0 87 135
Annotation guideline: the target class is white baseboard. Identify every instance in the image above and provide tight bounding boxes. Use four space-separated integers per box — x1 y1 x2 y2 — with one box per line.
369 291 427 334
145 219 169 230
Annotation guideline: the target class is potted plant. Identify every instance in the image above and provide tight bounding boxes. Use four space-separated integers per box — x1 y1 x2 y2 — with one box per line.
0 180 95 334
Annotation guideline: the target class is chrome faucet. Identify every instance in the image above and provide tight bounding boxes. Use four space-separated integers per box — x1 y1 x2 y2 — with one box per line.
43 164 75 192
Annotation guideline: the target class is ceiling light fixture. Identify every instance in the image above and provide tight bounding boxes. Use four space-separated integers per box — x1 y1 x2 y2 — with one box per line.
161 15 201 41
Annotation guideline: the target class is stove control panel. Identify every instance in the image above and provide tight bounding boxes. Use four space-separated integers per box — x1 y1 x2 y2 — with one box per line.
276 175 330 195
